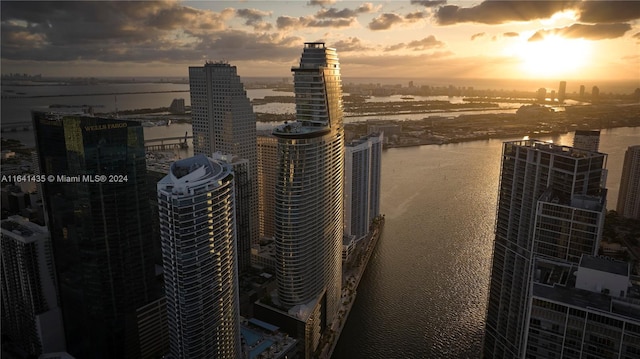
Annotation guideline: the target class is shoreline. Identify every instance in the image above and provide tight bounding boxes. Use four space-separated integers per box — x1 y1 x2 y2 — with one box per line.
319 216 385 358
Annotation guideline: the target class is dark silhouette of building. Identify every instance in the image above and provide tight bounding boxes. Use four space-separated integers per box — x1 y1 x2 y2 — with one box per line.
32 111 159 358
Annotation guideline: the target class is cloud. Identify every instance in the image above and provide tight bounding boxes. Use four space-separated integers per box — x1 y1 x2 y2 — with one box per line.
634 32 640 40
578 1 640 23
528 23 632 41
332 37 372 52
503 32 519 37
316 3 378 19
307 0 337 6
369 11 425 30
471 32 486 40
236 8 273 30
407 35 444 50
0 1 302 64
434 1 580 25
410 0 447 8
385 35 444 51
276 15 355 30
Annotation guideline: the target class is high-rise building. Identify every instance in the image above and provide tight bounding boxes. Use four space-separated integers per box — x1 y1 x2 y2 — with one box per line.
189 61 258 273
617 145 640 219
573 129 601 152
32 111 158 358
524 255 640 358
344 132 383 242
272 42 344 342
579 84 586 98
592 85 600 102
483 140 607 358
157 155 241 359
537 87 547 102
558 80 567 103
1 216 65 357
257 134 278 239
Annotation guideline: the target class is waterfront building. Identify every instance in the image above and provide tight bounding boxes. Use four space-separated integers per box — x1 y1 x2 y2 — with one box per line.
344 132 383 242
573 130 601 152
617 145 640 220
580 85 586 98
257 134 278 239
32 111 159 359
189 61 258 272
168 98 185 114
524 256 640 358
269 42 344 357
1 216 65 357
558 80 567 103
483 140 607 358
157 155 241 359
532 192 605 264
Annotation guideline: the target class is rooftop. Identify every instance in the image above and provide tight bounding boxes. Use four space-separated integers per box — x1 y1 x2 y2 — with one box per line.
579 255 629 276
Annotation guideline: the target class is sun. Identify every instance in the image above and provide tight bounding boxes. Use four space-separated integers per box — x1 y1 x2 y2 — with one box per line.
512 34 592 78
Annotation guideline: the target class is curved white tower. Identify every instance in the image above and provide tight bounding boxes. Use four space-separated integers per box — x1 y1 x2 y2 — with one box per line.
157 155 240 359
273 43 344 325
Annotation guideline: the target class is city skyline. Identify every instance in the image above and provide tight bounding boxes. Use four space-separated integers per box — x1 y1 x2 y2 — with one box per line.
1 1 639 81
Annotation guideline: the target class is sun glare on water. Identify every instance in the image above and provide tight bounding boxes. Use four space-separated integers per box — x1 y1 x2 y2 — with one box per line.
513 35 592 78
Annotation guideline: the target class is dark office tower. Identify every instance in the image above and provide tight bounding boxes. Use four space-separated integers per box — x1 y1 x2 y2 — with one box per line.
558 81 567 103
158 155 241 359
617 145 640 219
272 43 344 354
257 134 278 239
579 84 585 98
32 111 157 359
483 140 607 358
573 130 601 152
189 61 258 273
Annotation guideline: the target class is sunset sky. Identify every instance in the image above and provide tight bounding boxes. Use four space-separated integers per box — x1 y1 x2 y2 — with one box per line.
1 1 639 81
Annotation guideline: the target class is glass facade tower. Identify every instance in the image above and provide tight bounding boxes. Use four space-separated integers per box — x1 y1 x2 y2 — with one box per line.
273 43 344 327
157 155 241 359
32 111 157 359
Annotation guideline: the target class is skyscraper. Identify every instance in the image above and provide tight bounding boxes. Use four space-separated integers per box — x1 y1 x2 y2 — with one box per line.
189 61 258 273
157 155 241 359
573 129 601 152
273 42 344 332
1 216 65 357
257 134 278 239
483 140 607 358
32 111 158 358
558 80 567 103
344 132 383 242
617 145 640 219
